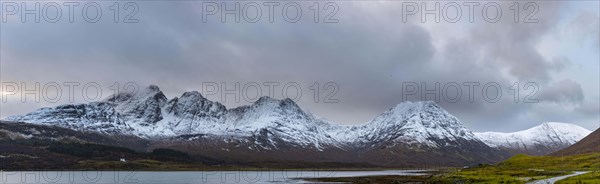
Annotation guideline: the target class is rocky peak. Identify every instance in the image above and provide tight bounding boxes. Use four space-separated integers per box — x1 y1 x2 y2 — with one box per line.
146 85 161 92
281 98 299 107
255 96 278 104
104 85 167 104
253 96 300 109
389 101 441 114
181 91 205 100
165 91 226 117
110 85 167 126
136 85 167 102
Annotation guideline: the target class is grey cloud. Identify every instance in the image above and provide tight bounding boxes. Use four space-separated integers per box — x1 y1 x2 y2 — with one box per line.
568 11 600 50
538 79 584 104
576 100 600 117
549 57 570 72
1 1 598 132
467 1 564 82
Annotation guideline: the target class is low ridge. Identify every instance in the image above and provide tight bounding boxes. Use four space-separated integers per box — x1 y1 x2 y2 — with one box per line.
475 122 592 156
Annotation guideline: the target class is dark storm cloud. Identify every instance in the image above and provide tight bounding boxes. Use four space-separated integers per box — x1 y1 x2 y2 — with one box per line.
1 1 598 131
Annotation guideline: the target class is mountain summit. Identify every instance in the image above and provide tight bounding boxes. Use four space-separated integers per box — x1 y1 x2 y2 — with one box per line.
349 101 505 166
355 101 479 148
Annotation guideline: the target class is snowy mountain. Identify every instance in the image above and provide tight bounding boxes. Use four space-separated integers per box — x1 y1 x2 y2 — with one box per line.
354 101 480 148
6 86 345 149
6 85 507 166
475 122 592 156
349 101 506 166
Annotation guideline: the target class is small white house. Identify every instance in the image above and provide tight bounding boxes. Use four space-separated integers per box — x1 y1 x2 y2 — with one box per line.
119 158 127 162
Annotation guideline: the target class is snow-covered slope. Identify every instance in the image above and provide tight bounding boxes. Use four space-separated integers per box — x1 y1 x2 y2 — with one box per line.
353 101 480 148
338 101 507 166
6 85 168 136
6 86 348 150
475 122 592 156
219 96 347 150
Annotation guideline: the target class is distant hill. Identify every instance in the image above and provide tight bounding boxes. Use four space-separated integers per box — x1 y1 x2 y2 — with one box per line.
474 122 591 156
551 128 600 156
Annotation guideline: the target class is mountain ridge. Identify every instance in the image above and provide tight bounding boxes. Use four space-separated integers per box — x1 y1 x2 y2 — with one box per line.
7 86 473 146
474 122 592 156
4 85 582 166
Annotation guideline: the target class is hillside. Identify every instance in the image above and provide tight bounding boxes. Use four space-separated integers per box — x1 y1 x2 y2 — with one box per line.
552 128 600 156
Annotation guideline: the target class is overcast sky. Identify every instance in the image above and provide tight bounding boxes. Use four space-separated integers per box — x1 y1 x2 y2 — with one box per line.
1 1 598 132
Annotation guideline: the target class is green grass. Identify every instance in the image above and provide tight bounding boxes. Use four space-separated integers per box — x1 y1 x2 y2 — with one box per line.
430 153 600 184
555 171 600 184
500 154 600 170
299 154 600 184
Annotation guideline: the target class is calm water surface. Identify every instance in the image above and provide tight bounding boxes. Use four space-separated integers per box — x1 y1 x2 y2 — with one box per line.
1 170 426 184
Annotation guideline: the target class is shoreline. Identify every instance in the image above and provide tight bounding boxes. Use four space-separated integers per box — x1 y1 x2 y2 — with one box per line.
0 168 437 172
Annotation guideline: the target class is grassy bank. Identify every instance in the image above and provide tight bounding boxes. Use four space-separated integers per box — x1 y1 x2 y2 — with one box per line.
429 153 599 183
306 153 600 184
555 171 600 184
